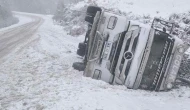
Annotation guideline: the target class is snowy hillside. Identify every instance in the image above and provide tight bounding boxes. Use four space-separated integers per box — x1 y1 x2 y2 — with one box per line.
89 0 190 17
0 0 18 28
54 0 190 36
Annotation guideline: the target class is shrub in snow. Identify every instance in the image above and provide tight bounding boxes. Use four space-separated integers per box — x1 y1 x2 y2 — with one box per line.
179 55 190 82
169 12 190 81
53 1 87 36
69 26 86 36
169 12 190 36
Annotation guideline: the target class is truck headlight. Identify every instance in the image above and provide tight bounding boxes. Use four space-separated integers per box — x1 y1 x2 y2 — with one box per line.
167 83 173 89
93 69 102 79
177 45 185 53
166 75 176 89
178 47 185 53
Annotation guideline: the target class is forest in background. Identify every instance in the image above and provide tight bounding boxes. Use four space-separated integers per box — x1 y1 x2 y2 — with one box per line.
0 0 82 28
0 0 18 29
7 0 59 14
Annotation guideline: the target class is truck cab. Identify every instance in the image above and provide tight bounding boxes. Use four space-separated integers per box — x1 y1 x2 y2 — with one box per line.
73 6 188 91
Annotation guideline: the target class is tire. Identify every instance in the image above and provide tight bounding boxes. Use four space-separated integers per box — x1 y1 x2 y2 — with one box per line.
77 48 86 57
86 6 102 16
85 6 102 24
78 43 86 49
72 62 86 71
85 16 94 24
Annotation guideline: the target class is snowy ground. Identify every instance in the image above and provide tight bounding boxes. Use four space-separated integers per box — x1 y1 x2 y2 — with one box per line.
1 0 190 109
0 12 190 110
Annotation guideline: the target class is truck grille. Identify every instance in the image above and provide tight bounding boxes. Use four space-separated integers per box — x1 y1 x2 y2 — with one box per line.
109 31 127 74
109 27 141 83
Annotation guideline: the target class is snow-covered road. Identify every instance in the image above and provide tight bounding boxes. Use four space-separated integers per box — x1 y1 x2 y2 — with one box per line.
0 13 44 63
0 13 190 110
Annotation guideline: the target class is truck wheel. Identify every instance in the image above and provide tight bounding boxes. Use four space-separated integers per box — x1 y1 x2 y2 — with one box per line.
77 48 86 57
85 6 102 24
72 62 86 71
85 16 94 24
86 6 102 15
78 43 86 49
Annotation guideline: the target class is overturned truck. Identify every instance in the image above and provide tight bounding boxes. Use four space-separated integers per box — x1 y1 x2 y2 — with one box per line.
73 6 189 91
